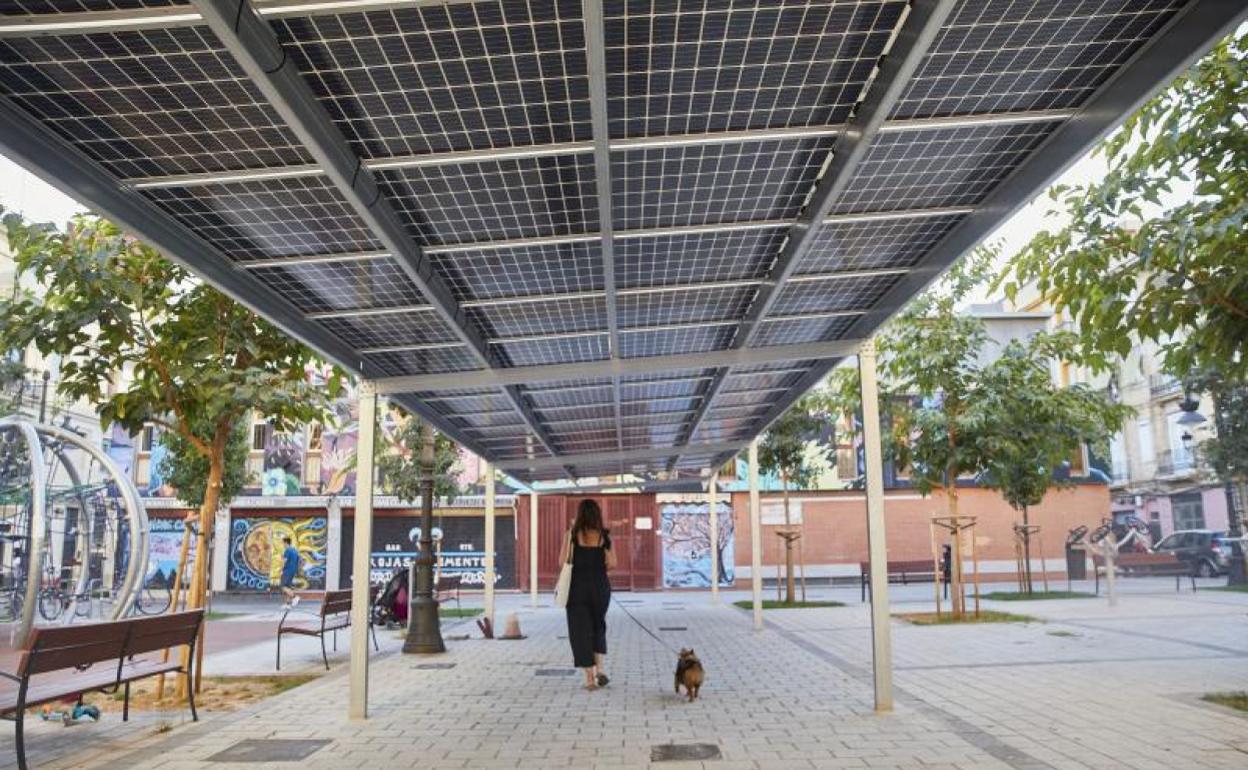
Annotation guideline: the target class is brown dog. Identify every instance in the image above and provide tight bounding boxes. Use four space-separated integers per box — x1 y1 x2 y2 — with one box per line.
674 648 704 702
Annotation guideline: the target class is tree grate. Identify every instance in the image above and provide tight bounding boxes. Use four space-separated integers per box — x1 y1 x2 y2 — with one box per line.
651 743 722 762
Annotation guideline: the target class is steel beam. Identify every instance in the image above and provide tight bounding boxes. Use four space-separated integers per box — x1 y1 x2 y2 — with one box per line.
671 0 958 469
118 108 1071 190
0 0 481 37
374 338 862 393
193 0 565 468
497 441 746 473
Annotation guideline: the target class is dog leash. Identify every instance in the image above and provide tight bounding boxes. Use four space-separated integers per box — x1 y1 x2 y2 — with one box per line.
611 596 681 655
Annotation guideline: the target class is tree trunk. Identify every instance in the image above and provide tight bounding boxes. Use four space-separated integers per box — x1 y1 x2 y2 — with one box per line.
781 472 795 604
1022 505 1034 594
178 449 223 698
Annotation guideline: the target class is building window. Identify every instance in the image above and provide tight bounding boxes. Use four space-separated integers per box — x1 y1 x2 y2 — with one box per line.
1136 419 1154 466
140 425 158 452
1171 493 1205 531
307 423 323 452
251 421 272 451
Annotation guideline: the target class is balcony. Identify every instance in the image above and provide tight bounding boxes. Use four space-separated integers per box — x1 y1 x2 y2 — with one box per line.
1156 448 1196 477
1149 374 1182 397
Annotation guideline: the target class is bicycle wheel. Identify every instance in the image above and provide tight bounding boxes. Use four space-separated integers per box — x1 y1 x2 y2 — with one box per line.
38 588 64 621
135 583 171 615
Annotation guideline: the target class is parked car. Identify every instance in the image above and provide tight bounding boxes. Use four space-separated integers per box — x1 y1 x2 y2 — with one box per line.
1150 530 1243 577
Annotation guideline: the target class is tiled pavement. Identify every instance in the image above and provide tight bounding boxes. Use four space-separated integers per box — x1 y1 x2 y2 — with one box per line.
2 582 1246 769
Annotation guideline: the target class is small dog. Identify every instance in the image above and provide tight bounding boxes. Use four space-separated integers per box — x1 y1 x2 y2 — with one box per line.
674 648 704 702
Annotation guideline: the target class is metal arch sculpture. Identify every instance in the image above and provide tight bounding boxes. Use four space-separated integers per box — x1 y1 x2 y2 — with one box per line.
0 416 148 645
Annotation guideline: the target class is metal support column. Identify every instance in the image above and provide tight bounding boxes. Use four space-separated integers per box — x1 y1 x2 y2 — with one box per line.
348 381 378 720
859 343 894 712
748 440 762 630
530 491 539 606
708 472 720 603
483 462 496 628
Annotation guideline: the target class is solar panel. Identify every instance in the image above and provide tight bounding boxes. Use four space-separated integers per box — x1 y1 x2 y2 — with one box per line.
272 1 592 158
603 0 905 138
430 241 603 301
247 258 425 313
141 176 380 259
0 27 312 178
0 0 1213 481
612 137 832 229
891 0 1184 119
832 122 1063 214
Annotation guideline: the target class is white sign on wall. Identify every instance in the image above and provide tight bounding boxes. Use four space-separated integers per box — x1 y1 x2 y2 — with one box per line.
761 500 802 525
634 516 653 531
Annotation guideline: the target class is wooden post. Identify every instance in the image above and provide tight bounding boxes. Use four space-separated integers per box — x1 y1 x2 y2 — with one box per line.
156 517 193 700
798 531 807 602
1038 528 1050 593
970 523 981 618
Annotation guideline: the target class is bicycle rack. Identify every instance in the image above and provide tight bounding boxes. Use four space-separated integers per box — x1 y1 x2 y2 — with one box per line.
0 417 148 646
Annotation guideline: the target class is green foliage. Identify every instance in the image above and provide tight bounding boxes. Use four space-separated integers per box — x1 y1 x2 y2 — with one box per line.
0 357 26 414
0 211 343 452
973 333 1132 513
875 249 996 503
157 419 251 508
376 412 464 505
1190 372 1248 485
895 610 1040 625
756 391 833 491
732 600 845 610
1000 32 1248 380
981 591 1095 601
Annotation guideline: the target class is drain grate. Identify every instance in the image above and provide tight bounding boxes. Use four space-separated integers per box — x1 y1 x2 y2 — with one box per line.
207 740 331 763
535 668 576 676
414 662 456 670
651 743 721 762
657 626 687 631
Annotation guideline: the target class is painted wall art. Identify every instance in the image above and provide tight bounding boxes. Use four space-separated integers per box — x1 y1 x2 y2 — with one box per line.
226 515 327 591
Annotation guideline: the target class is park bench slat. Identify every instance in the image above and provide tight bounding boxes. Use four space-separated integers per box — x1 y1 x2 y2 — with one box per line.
276 589 376 671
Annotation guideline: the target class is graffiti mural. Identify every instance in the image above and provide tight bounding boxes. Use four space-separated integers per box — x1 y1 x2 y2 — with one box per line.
318 401 357 495
340 514 515 589
262 430 304 496
147 517 193 588
660 501 735 588
227 516 327 591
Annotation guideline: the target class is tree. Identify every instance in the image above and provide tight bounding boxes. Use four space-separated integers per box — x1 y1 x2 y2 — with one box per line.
376 409 463 505
0 210 342 679
1001 31 1247 381
156 419 251 509
973 333 1131 592
756 393 833 603
1188 369 1248 584
878 251 995 524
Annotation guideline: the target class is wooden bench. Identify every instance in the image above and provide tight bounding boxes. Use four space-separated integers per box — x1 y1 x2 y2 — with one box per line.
860 559 948 602
277 589 378 671
434 573 462 610
1093 552 1196 594
1 610 204 770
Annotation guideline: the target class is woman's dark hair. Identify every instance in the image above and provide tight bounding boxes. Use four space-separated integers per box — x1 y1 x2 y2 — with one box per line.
572 499 605 537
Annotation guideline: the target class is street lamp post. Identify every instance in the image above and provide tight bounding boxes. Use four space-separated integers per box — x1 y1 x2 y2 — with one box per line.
403 420 446 653
1178 393 1245 585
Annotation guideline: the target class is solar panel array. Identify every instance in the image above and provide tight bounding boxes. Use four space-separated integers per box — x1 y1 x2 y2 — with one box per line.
0 0 1197 481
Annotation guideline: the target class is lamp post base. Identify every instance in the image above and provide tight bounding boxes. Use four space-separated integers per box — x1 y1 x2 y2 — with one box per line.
403 596 445 654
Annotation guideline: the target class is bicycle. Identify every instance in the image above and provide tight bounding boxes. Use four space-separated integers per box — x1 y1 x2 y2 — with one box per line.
133 568 174 616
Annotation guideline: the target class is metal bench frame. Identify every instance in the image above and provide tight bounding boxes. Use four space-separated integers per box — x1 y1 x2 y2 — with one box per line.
860 560 948 602
277 589 378 671
1093 553 1197 594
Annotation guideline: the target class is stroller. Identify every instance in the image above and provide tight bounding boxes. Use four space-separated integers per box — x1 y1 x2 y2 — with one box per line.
371 568 409 628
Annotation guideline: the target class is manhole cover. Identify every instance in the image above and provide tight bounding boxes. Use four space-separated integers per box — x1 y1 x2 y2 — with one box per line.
651 744 721 762
207 740 331 763
658 626 687 631
445 634 470 641
415 662 456 670
535 668 576 677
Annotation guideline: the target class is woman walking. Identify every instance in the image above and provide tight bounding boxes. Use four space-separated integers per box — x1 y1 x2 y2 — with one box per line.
560 499 616 690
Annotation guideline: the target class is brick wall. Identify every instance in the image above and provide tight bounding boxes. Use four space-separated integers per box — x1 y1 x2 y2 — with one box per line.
727 483 1110 582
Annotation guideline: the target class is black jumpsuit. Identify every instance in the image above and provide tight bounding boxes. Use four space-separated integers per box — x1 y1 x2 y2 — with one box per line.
565 531 611 668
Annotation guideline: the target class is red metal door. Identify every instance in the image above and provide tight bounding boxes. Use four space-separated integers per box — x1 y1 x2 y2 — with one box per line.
605 497 634 591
